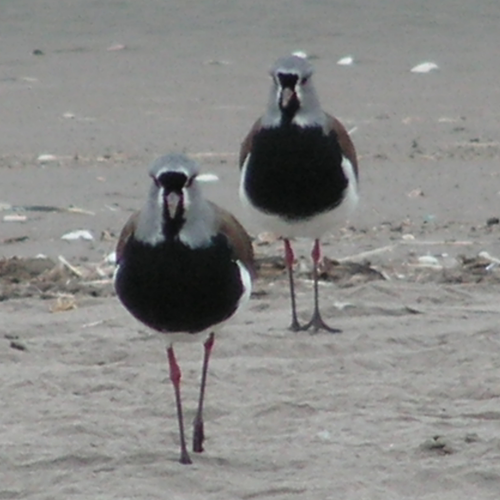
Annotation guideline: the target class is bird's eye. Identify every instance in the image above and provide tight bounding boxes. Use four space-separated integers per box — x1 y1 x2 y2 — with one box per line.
301 77 308 85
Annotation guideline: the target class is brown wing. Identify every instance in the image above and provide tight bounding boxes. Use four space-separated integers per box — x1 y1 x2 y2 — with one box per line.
115 211 140 264
326 113 359 181
239 117 262 169
210 201 256 280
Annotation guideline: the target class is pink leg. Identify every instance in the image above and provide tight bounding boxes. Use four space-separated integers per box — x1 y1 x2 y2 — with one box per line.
284 238 302 331
193 332 215 453
166 346 192 464
311 238 321 264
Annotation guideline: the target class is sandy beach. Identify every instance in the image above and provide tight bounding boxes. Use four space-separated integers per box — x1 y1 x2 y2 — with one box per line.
1 1 500 498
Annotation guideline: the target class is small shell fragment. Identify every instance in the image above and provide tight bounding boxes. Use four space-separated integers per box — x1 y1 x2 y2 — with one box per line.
61 229 94 241
107 43 126 51
50 295 77 313
337 56 354 66
196 173 219 183
316 430 332 441
478 251 500 264
3 214 27 222
411 62 439 73
417 255 441 268
292 51 308 59
37 154 58 163
408 188 424 198
105 251 117 265
204 59 232 66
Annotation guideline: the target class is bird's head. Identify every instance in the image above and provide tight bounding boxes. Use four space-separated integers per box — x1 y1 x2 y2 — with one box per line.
135 153 218 247
267 54 322 126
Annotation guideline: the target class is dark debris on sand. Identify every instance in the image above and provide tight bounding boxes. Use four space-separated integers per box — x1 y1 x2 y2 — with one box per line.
0 256 114 301
0 247 499 302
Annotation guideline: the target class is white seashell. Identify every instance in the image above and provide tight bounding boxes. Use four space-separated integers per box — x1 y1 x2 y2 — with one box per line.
478 251 500 264
411 62 439 73
196 173 219 183
337 56 354 66
107 43 126 51
316 430 332 441
3 214 27 222
292 51 308 59
333 301 354 311
417 255 441 267
105 251 117 264
37 154 58 163
61 230 94 241
204 59 231 66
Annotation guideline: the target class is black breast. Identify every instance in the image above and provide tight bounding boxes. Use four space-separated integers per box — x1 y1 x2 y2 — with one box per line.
115 235 244 334
244 124 348 220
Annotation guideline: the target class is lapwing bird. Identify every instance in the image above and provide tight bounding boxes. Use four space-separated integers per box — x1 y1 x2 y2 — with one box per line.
114 153 253 464
239 55 358 333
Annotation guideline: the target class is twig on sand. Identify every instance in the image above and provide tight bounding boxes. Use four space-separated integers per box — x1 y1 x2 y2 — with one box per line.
401 239 474 246
81 279 114 286
58 255 83 277
82 318 115 328
337 245 396 262
0 204 94 215
190 152 238 158
66 207 96 215
338 239 475 263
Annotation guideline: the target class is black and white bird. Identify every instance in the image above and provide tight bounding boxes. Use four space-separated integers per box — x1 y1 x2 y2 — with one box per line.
239 54 358 333
114 153 254 464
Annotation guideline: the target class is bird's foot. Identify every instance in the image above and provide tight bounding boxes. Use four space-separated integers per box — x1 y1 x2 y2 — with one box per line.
288 317 303 332
299 311 341 334
179 449 193 465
